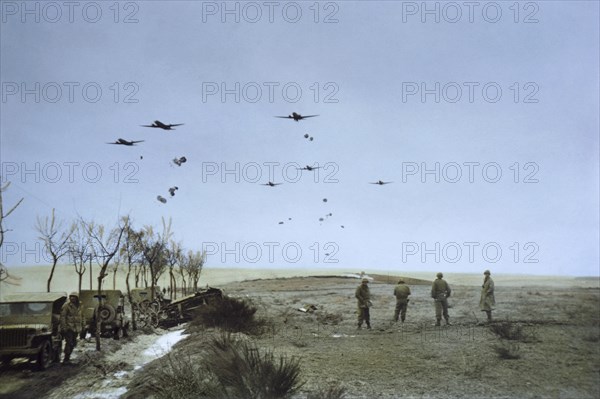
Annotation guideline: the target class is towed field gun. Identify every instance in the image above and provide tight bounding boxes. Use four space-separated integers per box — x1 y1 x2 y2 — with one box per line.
141 287 223 328
130 286 171 328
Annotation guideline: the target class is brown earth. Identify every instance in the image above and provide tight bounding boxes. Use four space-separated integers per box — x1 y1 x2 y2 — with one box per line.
128 274 599 399
1 273 599 398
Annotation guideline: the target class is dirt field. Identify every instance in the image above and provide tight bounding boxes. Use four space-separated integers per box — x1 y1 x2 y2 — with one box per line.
1 272 599 398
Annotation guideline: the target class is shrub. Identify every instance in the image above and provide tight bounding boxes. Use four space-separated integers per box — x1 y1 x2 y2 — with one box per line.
205 333 304 399
151 353 223 399
492 342 521 359
191 295 268 335
489 321 526 341
307 382 346 399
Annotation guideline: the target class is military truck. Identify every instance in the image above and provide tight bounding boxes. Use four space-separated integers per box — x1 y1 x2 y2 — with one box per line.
79 290 129 340
0 292 66 370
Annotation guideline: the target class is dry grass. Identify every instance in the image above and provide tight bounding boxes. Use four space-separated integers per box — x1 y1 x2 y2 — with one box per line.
306 382 346 399
205 333 304 399
148 334 304 399
151 353 222 399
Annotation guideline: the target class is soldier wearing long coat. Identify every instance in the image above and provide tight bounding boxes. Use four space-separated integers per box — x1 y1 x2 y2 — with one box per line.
479 270 496 322
60 292 83 364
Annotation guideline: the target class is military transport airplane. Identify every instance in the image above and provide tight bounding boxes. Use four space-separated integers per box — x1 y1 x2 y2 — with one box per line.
275 112 319 122
107 139 144 146
262 181 283 187
370 180 393 185
297 165 321 171
142 120 184 130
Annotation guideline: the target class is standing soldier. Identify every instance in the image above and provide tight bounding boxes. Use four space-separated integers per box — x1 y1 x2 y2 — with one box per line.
431 272 452 326
480 269 495 322
355 277 372 329
393 279 411 323
60 292 84 364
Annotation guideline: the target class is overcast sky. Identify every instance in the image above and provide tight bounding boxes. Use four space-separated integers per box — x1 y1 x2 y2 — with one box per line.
1 1 598 276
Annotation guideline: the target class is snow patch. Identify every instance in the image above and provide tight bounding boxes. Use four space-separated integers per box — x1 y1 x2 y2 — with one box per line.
142 329 188 359
332 333 355 338
340 273 373 281
72 387 127 399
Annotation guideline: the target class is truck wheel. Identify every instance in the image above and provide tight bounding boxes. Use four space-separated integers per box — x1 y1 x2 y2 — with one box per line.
36 341 52 371
0 356 13 368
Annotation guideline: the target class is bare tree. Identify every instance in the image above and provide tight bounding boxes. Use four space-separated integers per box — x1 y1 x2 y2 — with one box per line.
140 218 172 300
109 254 121 290
83 218 126 351
0 181 24 283
68 220 92 292
120 217 144 330
166 240 183 300
177 260 188 296
187 250 206 292
36 209 75 292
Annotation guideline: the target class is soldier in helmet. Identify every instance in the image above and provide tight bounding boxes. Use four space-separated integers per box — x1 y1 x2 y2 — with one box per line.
60 292 84 364
431 272 452 326
355 277 372 329
480 269 495 322
393 279 411 323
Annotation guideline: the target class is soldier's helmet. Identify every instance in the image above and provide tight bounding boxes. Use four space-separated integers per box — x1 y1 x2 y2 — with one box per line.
69 291 79 298
484 270 491 275
398 279 405 284
362 277 369 283
436 272 443 278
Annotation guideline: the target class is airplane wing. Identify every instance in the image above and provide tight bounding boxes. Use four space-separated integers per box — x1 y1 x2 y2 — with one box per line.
141 125 158 128
275 116 292 119
131 140 145 144
169 123 184 127
107 142 120 145
301 115 319 119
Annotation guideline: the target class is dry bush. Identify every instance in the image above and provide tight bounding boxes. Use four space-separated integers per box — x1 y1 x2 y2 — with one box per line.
150 353 223 399
316 311 343 325
492 342 521 359
489 321 529 341
190 295 269 335
306 382 346 399
205 333 304 399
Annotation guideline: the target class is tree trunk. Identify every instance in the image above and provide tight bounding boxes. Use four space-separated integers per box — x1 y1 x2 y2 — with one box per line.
126 269 137 331
95 275 104 351
46 258 58 292
169 271 176 300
